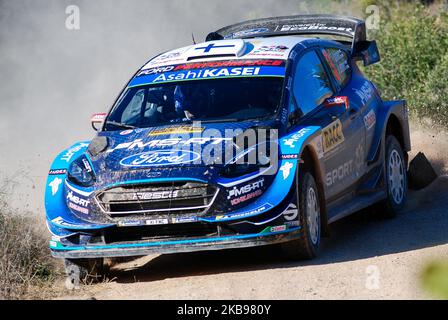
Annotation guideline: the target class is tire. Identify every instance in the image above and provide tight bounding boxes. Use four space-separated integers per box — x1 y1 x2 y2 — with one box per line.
64 258 104 288
281 171 321 260
378 135 408 218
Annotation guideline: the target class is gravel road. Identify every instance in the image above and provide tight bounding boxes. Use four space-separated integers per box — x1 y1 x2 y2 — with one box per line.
60 174 448 300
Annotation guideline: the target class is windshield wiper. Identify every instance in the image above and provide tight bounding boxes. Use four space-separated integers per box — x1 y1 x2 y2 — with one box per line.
105 121 137 129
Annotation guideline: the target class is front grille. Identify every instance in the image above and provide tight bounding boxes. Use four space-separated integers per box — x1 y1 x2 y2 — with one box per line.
103 223 219 243
95 181 218 216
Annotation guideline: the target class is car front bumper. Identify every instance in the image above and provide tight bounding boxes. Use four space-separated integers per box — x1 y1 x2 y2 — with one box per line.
50 226 301 259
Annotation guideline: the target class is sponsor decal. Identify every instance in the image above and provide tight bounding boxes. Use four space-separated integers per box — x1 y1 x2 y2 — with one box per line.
286 220 300 227
49 177 62 196
227 178 264 201
226 27 269 38
82 158 92 173
148 125 205 136
158 51 182 60
171 59 284 71
253 45 288 53
133 190 179 200
215 203 273 220
279 161 294 180
281 108 288 124
49 169 67 175
120 129 134 136
146 218 169 225
137 65 176 76
324 96 349 109
364 109 376 130
283 128 312 148
325 159 354 187
153 67 261 82
172 216 198 224
229 189 263 206
67 191 89 207
120 150 201 167
60 143 89 162
270 225 287 232
322 119 344 153
282 203 299 221
51 216 82 228
118 220 144 227
353 81 375 105
129 66 285 87
281 154 298 159
279 23 354 35
68 202 88 215
66 190 89 214
107 137 231 153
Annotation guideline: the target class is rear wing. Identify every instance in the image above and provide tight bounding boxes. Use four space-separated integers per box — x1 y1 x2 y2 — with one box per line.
206 14 380 66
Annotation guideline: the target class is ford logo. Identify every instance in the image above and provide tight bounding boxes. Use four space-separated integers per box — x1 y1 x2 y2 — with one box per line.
120 150 201 167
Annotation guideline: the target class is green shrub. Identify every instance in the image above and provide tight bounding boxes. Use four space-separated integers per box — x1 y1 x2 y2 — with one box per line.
363 3 448 125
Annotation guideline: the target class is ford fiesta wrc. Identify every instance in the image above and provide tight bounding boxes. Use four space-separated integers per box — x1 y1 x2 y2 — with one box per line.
45 15 410 282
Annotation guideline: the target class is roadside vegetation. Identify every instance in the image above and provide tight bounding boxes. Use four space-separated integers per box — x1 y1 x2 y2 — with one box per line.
0 182 57 299
361 0 448 127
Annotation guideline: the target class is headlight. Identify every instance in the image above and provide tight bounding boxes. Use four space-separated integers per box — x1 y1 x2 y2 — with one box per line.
67 155 95 187
220 145 272 178
221 162 260 178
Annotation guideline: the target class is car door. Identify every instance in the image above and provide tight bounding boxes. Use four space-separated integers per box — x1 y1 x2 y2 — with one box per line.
319 46 367 200
288 47 366 202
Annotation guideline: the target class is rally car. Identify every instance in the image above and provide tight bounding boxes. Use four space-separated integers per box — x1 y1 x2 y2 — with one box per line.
45 15 410 283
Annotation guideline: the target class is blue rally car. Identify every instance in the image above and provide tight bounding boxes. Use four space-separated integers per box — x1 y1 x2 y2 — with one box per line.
45 15 410 282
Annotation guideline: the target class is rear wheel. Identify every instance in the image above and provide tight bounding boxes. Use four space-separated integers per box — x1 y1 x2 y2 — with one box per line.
281 171 321 260
64 258 104 289
378 135 408 218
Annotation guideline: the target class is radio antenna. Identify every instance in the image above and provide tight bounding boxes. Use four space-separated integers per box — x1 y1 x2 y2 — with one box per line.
191 33 196 44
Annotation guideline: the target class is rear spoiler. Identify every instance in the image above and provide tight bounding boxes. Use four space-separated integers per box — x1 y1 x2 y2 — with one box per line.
206 14 380 66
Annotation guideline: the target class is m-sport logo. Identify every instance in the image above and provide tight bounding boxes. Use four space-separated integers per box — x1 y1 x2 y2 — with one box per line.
120 150 201 167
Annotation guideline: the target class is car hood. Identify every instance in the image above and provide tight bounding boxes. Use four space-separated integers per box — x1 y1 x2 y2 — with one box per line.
88 120 279 187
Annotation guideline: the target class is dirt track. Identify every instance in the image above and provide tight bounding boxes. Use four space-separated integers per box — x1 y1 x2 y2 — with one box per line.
54 123 448 300
57 174 448 300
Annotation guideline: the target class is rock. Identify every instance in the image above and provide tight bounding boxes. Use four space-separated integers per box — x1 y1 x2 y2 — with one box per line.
408 152 437 190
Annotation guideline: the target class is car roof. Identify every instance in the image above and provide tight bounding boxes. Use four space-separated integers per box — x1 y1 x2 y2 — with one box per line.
140 36 319 70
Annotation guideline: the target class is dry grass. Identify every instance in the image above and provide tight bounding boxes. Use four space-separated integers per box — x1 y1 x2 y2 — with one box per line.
0 183 58 300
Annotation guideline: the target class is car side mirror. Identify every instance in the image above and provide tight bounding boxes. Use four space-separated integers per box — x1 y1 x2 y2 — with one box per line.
91 113 107 131
323 96 350 111
353 40 381 67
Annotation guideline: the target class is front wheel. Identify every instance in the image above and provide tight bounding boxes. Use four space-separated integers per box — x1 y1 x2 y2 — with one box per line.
378 135 408 218
64 258 104 289
281 171 321 260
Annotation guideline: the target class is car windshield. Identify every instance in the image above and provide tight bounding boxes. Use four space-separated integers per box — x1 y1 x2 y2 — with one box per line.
104 77 283 130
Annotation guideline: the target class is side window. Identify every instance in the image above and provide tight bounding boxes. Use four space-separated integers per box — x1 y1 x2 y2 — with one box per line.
293 50 333 116
321 48 351 87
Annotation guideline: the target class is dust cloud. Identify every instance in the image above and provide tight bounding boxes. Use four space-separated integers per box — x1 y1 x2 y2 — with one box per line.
1 0 344 214
4 0 445 219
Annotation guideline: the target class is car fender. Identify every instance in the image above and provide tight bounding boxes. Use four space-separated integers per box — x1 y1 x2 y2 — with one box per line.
202 126 322 222
367 100 410 164
44 141 115 234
